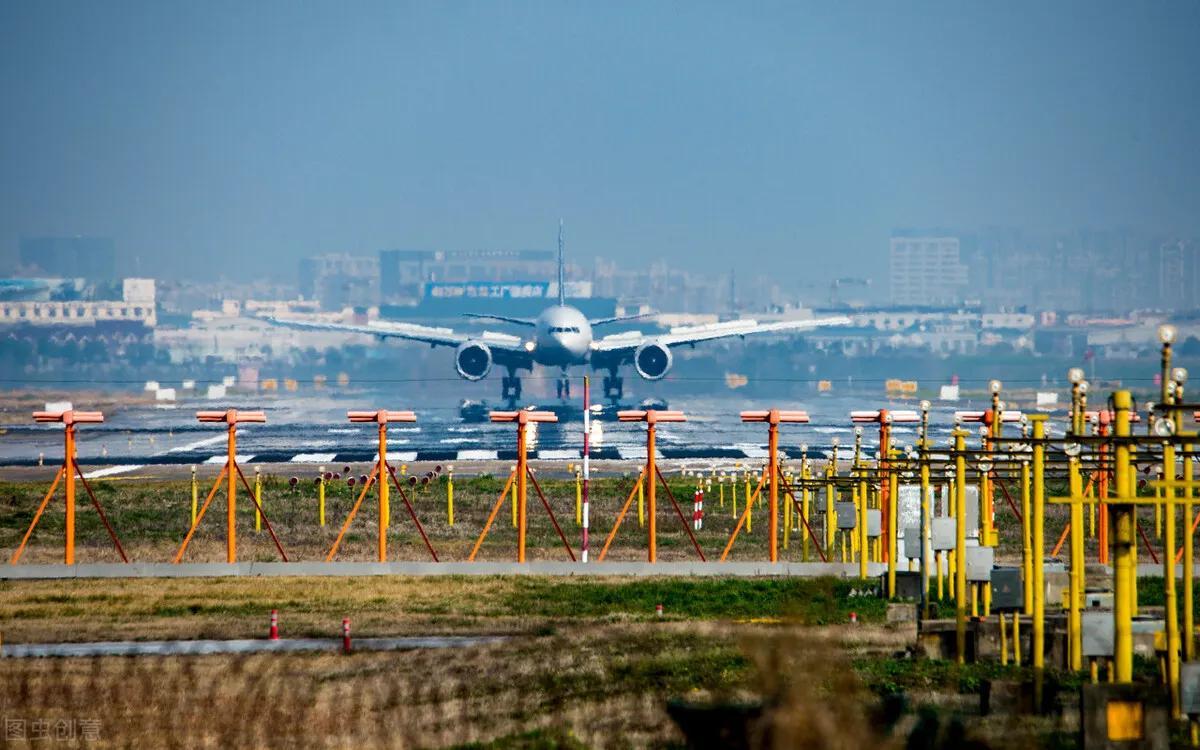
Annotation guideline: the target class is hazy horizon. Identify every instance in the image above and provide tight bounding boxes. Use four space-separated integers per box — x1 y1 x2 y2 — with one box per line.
3 1 1198 284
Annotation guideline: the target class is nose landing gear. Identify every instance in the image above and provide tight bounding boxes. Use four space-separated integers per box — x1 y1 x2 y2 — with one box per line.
556 374 572 401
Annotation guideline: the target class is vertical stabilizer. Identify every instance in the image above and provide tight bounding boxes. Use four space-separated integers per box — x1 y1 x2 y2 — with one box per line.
557 220 566 306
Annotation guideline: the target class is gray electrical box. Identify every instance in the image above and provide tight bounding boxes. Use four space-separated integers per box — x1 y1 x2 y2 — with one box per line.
931 517 956 551
965 546 994 582
1182 663 1200 716
865 509 882 538
904 526 922 559
1085 591 1114 609
1082 611 1114 658
835 502 857 529
991 567 1023 612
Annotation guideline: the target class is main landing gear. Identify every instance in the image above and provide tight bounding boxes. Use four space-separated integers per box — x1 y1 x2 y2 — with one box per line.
603 372 624 404
501 372 522 407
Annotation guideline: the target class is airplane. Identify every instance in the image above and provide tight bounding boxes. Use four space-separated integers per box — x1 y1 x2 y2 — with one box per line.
269 224 851 406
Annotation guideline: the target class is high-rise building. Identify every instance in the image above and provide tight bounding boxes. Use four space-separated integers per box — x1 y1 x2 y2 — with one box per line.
297 254 378 311
19 237 116 279
379 249 555 304
889 234 968 306
1158 239 1200 311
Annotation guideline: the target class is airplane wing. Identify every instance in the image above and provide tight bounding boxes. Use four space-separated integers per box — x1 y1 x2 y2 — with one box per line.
462 313 537 327
267 316 468 347
265 316 534 367
590 315 853 365
588 312 654 326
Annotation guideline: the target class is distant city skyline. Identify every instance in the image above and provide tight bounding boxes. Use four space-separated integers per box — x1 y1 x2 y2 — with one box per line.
3 2 1199 286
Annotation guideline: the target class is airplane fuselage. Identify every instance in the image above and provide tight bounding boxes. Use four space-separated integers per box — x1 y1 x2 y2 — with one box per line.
531 305 593 368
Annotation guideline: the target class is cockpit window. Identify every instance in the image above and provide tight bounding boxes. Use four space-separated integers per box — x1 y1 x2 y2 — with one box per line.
550 326 581 334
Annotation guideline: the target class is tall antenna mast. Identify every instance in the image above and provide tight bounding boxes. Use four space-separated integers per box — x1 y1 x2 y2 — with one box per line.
557 220 566 306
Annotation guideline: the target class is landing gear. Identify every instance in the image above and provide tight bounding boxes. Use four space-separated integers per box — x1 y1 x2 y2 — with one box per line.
555 373 572 401
501 374 522 407
603 372 624 404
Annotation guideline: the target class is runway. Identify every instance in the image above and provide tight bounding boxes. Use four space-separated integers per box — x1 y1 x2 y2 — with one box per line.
0 391 1063 474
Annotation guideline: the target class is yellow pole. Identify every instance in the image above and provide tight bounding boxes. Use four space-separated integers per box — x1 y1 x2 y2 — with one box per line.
936 551 944 601
825 466 835 554
254 466 262 533
954 430 968 664
1185 444 1195 662
1068 457 1084 671
1111 391 1134 682
1164 441 1180 717
783 477 791 552
802 462 812 561
638 474 645 527
575 470 582 526
318 468 326 527
447 471 454 526
1013 613 1021 666
1000 612 1008 665
1031 415 1047 678
746 471 753 535
888 454 898 598
719 476 725 507
190 466 198 528
731 466 739 518
920 449 931 601
858 469 868 580
511 466 518 528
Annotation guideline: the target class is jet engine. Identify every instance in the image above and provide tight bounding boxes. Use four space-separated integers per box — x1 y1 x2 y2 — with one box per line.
455 341 493 381
633 341 673 380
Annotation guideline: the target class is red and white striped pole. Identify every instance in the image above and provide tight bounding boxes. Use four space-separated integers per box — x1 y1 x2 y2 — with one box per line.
656 603 664 617
693 488 704 530
269 609 279 640
342 617 351 653
581 376 591 563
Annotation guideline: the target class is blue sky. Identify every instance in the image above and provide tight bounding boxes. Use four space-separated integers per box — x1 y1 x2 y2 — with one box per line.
2 1 1197 282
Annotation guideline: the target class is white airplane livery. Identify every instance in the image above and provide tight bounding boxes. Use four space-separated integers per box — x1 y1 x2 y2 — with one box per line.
271 225 851 404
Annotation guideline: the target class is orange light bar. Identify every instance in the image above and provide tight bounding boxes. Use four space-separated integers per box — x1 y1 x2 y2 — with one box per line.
347 410 417 423
33 410 104 425
490 410 559 423
850 409 921 423
740 410 810 423
196 409 267 424
617 409 687 423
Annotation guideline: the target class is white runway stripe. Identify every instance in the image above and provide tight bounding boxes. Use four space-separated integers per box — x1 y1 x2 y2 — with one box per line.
537 449 581 460
456 450 498 460
204 454 254 464
81 465 144 479
290 453 337 463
